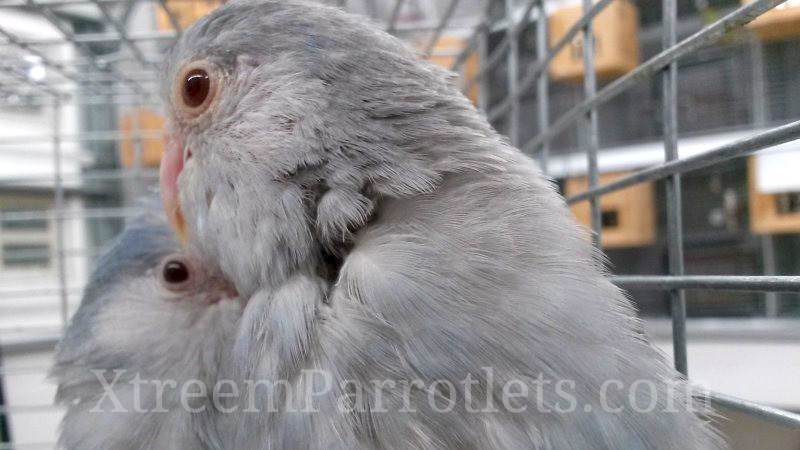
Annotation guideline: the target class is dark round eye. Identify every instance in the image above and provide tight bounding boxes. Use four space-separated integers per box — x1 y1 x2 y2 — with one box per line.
163 260 190 284
173 61 219 118
182 69 210 108
158 255 195 292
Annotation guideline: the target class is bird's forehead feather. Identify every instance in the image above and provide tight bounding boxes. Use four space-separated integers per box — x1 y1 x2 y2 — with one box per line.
54 211 177 364
166 0 390 72
81 213 176 306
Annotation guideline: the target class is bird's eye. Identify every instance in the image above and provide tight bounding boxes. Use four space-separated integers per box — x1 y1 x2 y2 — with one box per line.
183 69 210 108
173 61 220 119
158 255 194 291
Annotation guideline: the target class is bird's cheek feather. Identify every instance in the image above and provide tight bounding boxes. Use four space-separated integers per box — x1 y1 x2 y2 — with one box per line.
160 133 187 242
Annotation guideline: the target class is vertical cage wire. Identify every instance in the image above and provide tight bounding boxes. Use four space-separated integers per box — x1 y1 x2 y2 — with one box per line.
477 24 490 111
131 103 145 198
465 0 800 428
422 0 461 57
534 0 549 175
661 0 688 376
51 98 69 332
504 0 520 146
581 0 601 248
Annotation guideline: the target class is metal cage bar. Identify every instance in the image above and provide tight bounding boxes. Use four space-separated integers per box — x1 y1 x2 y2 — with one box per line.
504 0 520 146
521 0 790 154
422 0 461 57
23 0 150 95
386 0 407 33
472 0 800 431
487 0 614 122
566 120 800 204
88 0 155 70
448 0 495 74
51 99 69 331
708 392 800 429
462 0 538 91
534 1 549 174
611 275 800 292
157 0 184 37
581 0 601 248
0 26 111 96
661 0 688 376
0 29 177 47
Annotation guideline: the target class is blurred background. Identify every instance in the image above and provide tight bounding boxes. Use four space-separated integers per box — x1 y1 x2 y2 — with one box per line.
0 0 798 448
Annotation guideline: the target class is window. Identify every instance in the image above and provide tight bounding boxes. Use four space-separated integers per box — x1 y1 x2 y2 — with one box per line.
1 243 50 269
0 194 54 272
601 210 620 228
775 192 800 215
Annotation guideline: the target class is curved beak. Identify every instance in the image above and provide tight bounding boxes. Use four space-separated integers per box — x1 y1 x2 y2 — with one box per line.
160 131 188 243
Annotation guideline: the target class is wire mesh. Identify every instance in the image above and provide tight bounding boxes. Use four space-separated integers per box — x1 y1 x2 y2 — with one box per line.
462 0 800 428
0 0 799 447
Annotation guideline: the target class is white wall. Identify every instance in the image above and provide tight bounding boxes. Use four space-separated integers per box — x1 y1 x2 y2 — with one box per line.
0 197 88 344
0 9 84 187
0 6 111 449
650 333 800 410
2 349 62 449
0 10 89 448
0 6 89 338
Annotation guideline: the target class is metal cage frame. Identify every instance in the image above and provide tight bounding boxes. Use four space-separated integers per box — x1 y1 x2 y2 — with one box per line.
0 0 799 447
449 0 800 428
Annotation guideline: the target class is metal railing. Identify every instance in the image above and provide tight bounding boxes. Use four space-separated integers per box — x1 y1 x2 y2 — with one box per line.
454 0 800 430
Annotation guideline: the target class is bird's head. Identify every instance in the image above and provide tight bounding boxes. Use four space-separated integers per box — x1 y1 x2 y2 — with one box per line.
52 209 242 450
159 0 494 297
53 210 241 394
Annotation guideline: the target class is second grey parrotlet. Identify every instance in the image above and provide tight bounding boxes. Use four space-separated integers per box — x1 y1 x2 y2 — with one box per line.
159 1 726 448
52 209 242 450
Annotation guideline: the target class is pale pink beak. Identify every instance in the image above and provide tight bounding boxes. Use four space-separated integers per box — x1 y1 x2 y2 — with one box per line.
160 131 188 243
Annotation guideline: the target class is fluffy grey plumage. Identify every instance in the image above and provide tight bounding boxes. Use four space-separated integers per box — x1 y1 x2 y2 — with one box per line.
51 210 241 450
160 1 727 448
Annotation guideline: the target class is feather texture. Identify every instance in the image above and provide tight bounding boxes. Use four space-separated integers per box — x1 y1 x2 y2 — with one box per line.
160 2 728 448
51 210 242 450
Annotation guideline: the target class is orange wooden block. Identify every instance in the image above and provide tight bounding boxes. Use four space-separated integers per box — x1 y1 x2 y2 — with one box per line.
156 0 222 31
744 0 800 42
548 0 639 82
565 171 656 248
748 157 800 234
119 109 166 168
